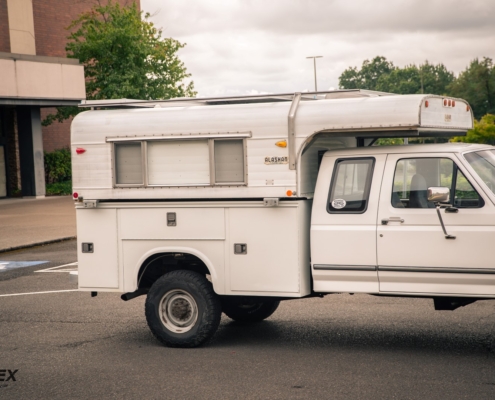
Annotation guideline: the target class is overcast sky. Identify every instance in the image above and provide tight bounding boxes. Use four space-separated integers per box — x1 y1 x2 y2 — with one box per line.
141 0 495 97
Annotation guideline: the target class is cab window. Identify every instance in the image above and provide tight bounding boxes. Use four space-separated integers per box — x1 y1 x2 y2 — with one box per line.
391 158 484 209
328 158 374 213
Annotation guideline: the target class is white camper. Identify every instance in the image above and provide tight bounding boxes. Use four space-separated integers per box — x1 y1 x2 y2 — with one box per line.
72 90 494 348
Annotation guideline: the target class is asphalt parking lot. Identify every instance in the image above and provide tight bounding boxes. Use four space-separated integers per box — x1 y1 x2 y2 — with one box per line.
1 239 495 399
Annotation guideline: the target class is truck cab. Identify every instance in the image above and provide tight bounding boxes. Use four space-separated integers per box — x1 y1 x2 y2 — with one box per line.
311 143 495 297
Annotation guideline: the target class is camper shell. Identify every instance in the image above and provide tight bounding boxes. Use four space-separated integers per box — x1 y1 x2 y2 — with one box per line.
72 90 473 201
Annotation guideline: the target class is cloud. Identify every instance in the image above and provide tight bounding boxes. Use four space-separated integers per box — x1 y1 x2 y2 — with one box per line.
142 0 495 96
147 0 495 35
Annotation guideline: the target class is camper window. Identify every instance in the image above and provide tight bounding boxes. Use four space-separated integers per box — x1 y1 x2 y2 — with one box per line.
114 142 143 185
112 138 246 188
213 139 245 184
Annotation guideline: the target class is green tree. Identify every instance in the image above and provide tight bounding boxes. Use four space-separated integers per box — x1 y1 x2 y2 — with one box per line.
375 65 421 94
44 1 196 125
418 62 455 95
340 57 454 95
448 57 495 119
376 62 454 95
451 114 495 145
339 56 394 90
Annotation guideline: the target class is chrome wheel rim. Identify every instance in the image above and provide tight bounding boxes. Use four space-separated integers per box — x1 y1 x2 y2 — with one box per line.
159 289 198 333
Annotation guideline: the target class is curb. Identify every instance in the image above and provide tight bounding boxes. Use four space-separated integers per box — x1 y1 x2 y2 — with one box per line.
0 237 76 254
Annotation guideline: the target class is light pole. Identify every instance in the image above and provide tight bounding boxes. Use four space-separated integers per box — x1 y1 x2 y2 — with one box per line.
306 56 323 91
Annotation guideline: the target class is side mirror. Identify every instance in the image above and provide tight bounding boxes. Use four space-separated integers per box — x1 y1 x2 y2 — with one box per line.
427 186 456 240
427 187 450 203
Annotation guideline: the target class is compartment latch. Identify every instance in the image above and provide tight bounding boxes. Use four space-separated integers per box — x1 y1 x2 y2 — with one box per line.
234 244 247 255
167 212 177 226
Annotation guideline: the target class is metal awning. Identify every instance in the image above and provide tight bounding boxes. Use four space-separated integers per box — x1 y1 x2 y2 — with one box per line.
0 98 82 107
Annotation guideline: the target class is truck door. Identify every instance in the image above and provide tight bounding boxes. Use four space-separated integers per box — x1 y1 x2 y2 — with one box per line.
311 154 387 293
377 153 495 295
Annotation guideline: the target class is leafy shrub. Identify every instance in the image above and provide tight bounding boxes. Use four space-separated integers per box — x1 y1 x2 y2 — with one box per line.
44 148 71 184
46 181 72 196
452 114 495 144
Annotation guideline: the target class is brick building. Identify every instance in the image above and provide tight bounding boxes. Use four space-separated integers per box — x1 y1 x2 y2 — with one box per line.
0 0 140 198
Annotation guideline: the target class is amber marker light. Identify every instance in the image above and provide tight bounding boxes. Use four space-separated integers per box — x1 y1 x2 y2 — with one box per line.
76 148 86 154
275 140 287 148
286 190 293 196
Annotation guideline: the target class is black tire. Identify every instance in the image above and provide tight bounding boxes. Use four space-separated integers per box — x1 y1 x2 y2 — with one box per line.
145 270 221 348
221 297 280 322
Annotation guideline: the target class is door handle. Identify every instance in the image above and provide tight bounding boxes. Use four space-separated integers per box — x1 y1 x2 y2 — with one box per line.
381 217 404 225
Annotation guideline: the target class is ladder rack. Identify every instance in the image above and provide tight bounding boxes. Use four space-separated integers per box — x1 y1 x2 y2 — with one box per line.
79 89 393 109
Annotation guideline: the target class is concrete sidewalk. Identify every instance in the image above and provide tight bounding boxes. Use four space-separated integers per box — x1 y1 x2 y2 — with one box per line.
0 196 76 252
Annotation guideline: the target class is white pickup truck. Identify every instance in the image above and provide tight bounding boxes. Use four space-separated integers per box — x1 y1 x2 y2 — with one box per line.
71 90 495 347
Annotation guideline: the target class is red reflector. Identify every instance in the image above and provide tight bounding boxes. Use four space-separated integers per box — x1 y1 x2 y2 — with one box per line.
73 192 79 199
76 148 86 155
425 100 429 108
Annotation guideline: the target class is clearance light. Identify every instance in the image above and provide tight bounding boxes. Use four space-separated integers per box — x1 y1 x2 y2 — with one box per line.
76 148 86 155
425 100 429 108
443 99 456 108
467 105 470 112
286 190 293 197
275 140 287 148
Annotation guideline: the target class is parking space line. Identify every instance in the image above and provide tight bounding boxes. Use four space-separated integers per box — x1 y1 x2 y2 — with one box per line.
36 262 78 273
0 261 48 271
0 289 78 297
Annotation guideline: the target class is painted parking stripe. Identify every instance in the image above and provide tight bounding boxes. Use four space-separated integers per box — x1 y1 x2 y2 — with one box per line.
0 261 48 271
0 289 79 297
36 262 78 273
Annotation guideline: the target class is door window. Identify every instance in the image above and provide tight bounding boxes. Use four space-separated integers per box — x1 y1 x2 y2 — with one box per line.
328 158 374 213
391 158 484 209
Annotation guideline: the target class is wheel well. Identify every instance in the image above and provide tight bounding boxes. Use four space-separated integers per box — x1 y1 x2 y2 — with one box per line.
137 252 211 289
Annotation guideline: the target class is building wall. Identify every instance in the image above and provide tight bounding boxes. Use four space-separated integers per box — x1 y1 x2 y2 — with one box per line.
30 0 141 153
0 0 10 53
40 108 72 152
33 0 140 58
7 0 36 55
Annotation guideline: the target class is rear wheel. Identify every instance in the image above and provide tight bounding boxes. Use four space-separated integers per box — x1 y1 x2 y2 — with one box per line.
221 297 280 322
145 270 221 348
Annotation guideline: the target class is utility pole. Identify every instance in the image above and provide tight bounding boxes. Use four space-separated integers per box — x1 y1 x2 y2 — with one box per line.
306 56 323 91
420 64 424 94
